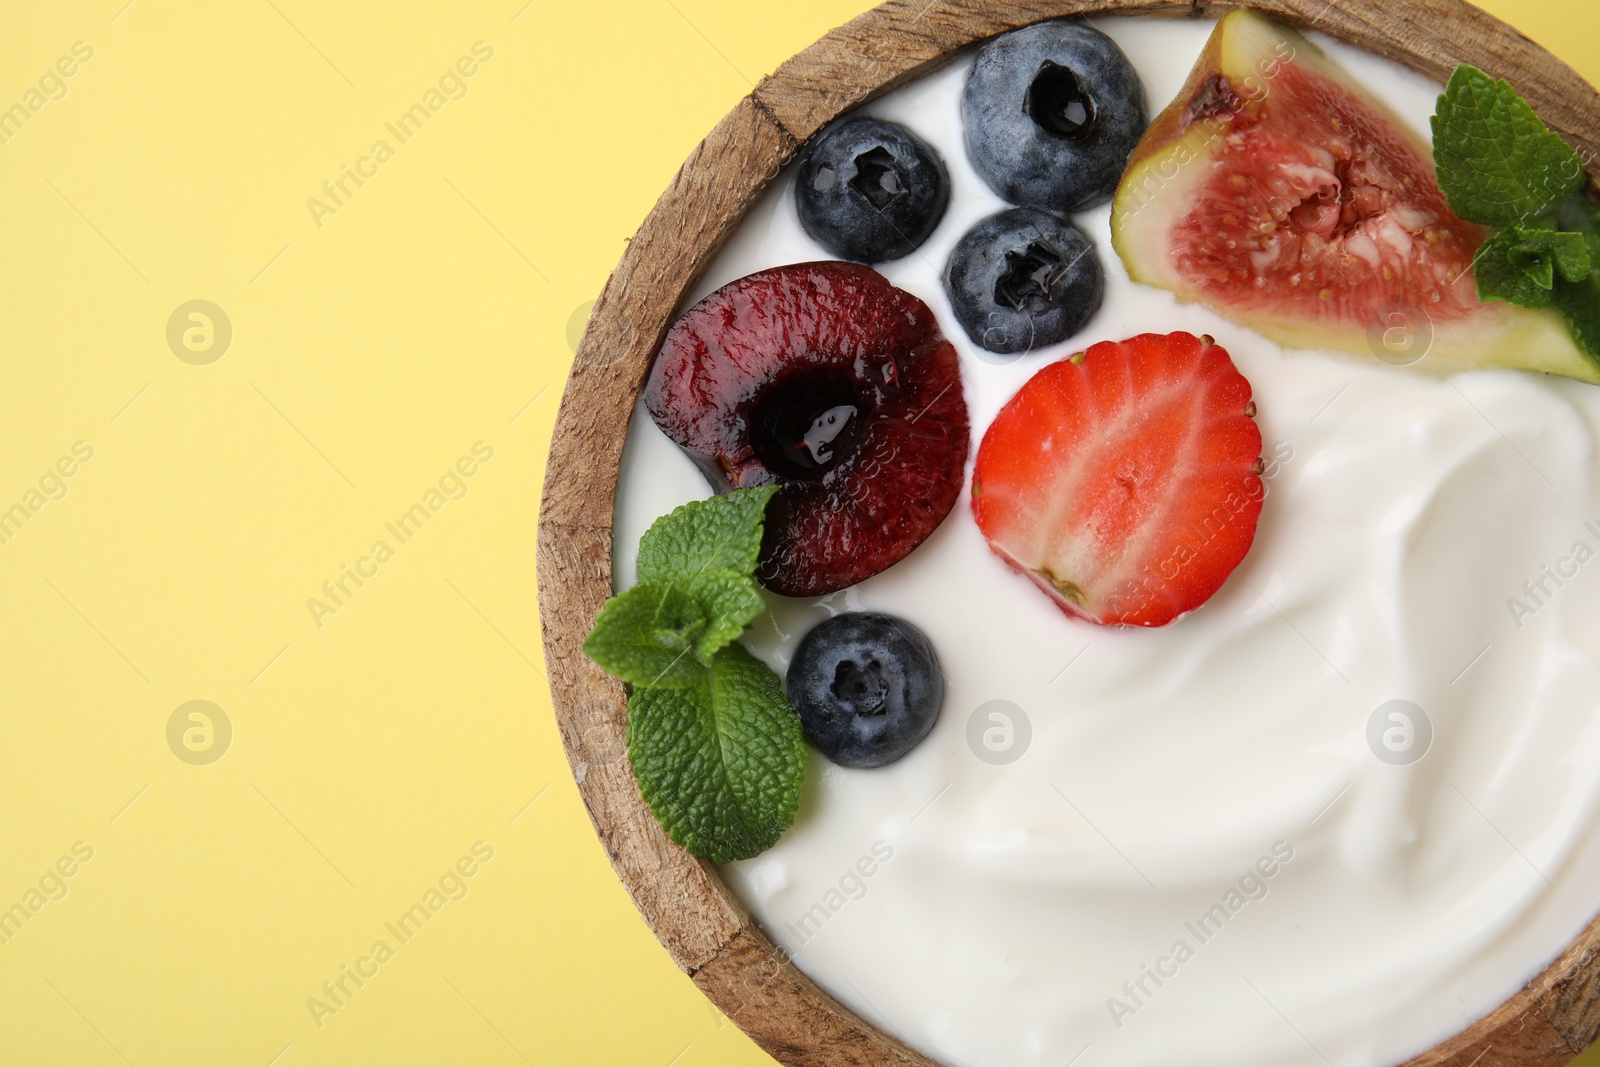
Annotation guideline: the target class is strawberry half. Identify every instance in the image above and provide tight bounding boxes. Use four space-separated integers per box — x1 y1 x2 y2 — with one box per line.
971 332 1264 628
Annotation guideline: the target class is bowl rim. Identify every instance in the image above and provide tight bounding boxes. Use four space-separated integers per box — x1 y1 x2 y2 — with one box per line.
537 2 1600 1063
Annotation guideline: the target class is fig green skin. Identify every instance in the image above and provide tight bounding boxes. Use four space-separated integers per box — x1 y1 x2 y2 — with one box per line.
963 20 1148 213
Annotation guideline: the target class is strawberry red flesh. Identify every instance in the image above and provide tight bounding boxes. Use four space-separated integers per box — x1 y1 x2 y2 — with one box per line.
645 262 969 598
971 331 1263 627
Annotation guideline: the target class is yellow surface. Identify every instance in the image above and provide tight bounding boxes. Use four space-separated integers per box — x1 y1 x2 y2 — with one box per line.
0 1 1595 1065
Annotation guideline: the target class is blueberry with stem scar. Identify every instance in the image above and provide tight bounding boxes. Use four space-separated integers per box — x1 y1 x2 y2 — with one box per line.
796 116 951 264
787 612 944 769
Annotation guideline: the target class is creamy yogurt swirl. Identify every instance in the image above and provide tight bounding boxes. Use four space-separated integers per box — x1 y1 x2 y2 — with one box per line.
613 19 1600 1067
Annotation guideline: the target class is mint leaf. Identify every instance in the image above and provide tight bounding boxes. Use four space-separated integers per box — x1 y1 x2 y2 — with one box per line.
622 487 777 663
1511 230 1589 285
1476 227 1591 308
1432 65 1586 228
1555 236 1600 363
586 484 803 861
582 582 707 689
637 486 778 586
1552 201 1600 363
690 569 765 663
628 642 805 863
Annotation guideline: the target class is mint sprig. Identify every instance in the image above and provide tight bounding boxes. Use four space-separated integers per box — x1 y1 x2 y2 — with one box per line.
1432 66 1586 227
1433 65 1600 368
582 486 805 862
1475 227 1590 308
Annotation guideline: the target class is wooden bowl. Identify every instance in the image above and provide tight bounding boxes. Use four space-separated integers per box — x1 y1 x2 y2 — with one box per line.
538 2 1600 1063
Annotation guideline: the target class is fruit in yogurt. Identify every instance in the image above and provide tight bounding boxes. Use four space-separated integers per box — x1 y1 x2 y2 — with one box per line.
972 332 1263 627
944 206 1104 355
964 20 1149 212
796 116 950 264
1111 10 1597 383
645 262 970 598
786 612 943 768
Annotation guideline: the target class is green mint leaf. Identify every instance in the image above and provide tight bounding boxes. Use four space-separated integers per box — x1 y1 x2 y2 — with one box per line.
629 486 776 664
582 582 707 689
589 486 778 682
1476 227 1591 309
688 569 766 664
627 642 805 863
636 486 779 586
589 483 801 861
1512 238 1581 288
1432 65 1586 228
1554 229 1600 368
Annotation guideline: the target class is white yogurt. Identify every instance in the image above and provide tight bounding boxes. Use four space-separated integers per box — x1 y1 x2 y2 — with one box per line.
612 18 1600 1067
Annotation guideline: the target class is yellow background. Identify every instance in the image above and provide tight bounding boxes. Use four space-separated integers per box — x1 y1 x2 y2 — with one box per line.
1 1 1596 1064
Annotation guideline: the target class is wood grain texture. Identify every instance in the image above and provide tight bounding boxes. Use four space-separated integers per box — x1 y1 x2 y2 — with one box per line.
749 0 1193 143
536 521 750 969
1538 912 1600 1053
538 1 1600 1064
690 927 941 1067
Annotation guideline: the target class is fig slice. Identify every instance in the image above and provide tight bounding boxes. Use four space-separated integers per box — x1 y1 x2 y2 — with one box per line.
1111 10 1598 384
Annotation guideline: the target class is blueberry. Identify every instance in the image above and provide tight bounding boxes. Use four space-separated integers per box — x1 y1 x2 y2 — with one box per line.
787 612 943 769
963 20 1147 212
795 116 950 264
944 207 1103 355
